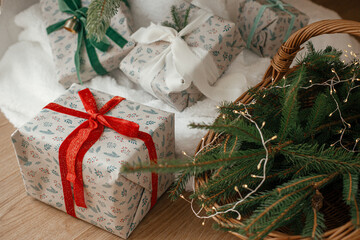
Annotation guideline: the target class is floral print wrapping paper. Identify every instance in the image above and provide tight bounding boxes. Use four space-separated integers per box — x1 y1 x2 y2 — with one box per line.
40 0 135 88
237 0 309 57
11 84 175 239
120 2 244 111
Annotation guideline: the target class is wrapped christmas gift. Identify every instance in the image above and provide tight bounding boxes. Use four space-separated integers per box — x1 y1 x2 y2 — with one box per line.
11 84 175 239
40 0 135 88
237 0 309 57
120 2 244 111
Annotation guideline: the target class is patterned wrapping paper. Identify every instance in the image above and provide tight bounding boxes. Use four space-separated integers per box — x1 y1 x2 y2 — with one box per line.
11 84 175 239
40 0 135 88
120 2 244 111
237 0 309 57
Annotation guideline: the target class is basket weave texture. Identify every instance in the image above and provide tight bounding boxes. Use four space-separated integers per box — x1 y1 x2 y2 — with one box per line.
195 19 360 240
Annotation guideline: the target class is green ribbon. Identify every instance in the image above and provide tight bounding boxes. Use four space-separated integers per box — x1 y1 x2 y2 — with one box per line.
46 0 129 84
246 0 295 49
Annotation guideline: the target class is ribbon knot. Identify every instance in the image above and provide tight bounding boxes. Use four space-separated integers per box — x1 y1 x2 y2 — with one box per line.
268 0 286 10
46 0 129 84
90 112 100 121
44 88 159 218
131 9 223 100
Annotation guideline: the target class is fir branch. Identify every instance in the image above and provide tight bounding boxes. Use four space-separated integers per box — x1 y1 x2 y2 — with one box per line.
183 6 191 27
311 113 360 134
351 193 360 228
162 5 192 32
244 185 312 236
169 171 192 200
343 173 359 204
122 149 266 174
301 204 326 240
282 144 360 174
86 0 127 41
304 93 332 137
189 120 263 144
242 174 335 238
171 6 182 31
251 195 307 240
279 65 305 142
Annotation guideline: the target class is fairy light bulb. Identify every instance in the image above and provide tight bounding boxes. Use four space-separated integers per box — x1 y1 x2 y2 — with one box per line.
261 121 266 128
270 135 278 141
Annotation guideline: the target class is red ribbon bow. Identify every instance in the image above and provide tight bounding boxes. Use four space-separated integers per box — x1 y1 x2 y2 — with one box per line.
44 88 158 218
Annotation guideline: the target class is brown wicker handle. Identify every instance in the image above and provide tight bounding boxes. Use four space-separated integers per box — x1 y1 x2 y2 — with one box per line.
236 19 360 104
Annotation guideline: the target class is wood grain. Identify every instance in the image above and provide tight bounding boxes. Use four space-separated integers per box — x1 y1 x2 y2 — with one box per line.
0 112 235 239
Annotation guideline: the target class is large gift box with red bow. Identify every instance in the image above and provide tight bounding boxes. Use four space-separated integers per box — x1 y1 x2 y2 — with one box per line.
11 84 175 238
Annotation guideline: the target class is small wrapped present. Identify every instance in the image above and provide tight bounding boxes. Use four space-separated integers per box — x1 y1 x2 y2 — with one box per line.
40 0 135 87
11 84 175 239
237 0 309 57
120 2 244 111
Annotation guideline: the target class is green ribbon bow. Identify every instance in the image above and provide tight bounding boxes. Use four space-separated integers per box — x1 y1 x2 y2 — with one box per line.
46 0 129 84
246 0 295 49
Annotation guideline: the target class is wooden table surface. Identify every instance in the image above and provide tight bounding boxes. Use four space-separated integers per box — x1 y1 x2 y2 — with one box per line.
0 112 235 240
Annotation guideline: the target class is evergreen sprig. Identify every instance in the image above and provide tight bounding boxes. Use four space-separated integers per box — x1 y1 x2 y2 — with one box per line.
162 5 191 32
86 0 129 41
122 43 360 239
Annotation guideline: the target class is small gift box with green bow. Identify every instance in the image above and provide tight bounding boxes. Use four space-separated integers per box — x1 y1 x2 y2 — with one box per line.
11 84 175 238
237 0 309 57
40 0 135 87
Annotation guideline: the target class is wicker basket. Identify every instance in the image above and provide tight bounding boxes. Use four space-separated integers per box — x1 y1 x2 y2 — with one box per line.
195 19 360 240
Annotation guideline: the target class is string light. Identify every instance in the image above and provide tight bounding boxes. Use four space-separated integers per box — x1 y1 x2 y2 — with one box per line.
269 61 360 152
180 100 275 223
179 46 360 225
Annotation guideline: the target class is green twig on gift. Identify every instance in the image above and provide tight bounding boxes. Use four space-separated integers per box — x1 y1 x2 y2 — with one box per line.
162 5 191 32
86 0 129 41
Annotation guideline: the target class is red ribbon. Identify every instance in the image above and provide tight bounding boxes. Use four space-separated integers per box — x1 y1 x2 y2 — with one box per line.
44 88 158 218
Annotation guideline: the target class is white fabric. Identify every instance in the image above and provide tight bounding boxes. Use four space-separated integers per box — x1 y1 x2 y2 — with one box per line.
0 0 360 166
132 10 222 99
